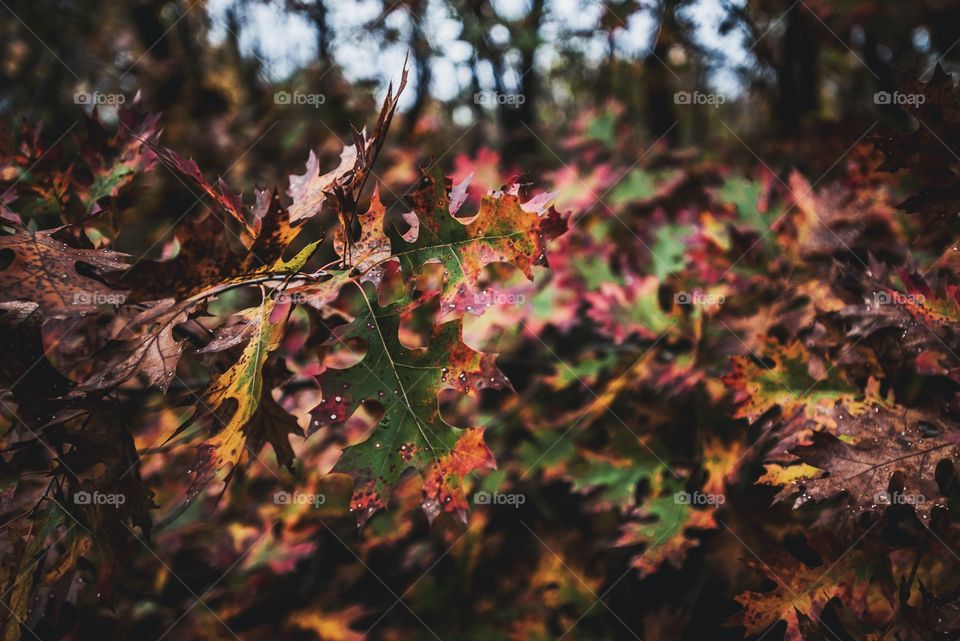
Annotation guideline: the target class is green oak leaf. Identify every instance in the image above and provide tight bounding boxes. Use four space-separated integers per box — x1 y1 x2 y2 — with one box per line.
310 282 510 525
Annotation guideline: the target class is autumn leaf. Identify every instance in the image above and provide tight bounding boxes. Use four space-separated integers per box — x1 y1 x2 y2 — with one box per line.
172 299 295 505
288 145 363 223
616 474 719 578
785 171 900 260
713 175 779 254
288 68 407 225
333 184 391 280
702 438 746 496
732 550 893 641
0 107 159 223
608 168 684 207
388 168 567 314
74 299 188 392
585 274 679 343
757 462 822 489
451 148 513 206
150 144 254 244
838 268 960 375
77 108 160 212
779 405 960 521
0 227 129 316
309 281 509 525
568 453 660 512
244 361 305 471
725 281 844 354
288 605 368 641
0 503 69 640
724 341 859 424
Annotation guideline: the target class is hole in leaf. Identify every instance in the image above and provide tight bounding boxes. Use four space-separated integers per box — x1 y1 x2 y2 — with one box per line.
336 400 385 447
321 336 367 369
887 470 907 495
74 260 104 280
412 262 444 298
936 459 954 494
211 397 239 434
782 533 822 567
438 388 477 428
399 297 437 349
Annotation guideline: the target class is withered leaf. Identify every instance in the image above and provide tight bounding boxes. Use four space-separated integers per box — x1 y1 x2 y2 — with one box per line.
0 227 129 317
783 405 960 521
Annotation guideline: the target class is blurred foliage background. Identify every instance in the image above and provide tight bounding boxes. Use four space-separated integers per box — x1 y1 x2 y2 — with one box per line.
4 0 958 187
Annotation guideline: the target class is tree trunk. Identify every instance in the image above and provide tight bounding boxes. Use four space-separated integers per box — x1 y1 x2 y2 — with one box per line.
778 0 820 135
500 0 545 158
405 0 432 139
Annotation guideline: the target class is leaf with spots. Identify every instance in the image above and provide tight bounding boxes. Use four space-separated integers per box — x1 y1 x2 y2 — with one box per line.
309 282 509 525
171 299 295 506
776 405 960 521
0 227 129 317
74 299 189 392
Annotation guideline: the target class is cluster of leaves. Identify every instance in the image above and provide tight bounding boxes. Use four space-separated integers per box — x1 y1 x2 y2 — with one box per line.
4 69 960 641
0 81 570 637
